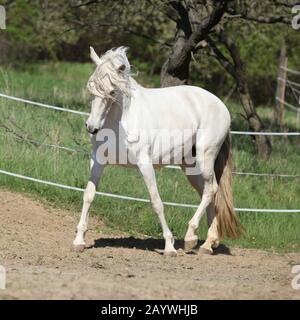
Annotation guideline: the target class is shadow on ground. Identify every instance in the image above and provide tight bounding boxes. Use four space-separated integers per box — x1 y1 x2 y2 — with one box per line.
89 236 231 255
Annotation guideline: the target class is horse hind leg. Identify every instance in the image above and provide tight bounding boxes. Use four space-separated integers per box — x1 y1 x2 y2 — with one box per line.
184 175 220 253
198 202 220 254
182 171 204 251
184 148 218 254
205 203 220 249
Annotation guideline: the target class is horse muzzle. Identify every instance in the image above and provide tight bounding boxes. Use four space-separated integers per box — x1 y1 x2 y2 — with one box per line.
85 123 99 134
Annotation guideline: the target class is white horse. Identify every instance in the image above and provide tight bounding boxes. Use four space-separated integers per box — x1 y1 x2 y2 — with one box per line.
73 46 242 256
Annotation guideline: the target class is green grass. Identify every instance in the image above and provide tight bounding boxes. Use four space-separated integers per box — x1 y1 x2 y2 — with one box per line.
0 62 299 252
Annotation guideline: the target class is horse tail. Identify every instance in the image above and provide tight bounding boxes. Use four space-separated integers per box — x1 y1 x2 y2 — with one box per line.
214 133 244 239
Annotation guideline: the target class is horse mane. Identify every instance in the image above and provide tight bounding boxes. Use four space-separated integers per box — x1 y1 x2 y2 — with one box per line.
87 46 132 99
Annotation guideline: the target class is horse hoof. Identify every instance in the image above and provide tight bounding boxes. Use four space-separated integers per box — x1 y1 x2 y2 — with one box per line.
212 240 220 249
198 246 213 255
164 250 177 257
184 239 198 251
73 244 85 252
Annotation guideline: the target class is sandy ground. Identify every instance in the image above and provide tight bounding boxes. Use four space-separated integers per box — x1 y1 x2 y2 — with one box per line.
0 189 299 300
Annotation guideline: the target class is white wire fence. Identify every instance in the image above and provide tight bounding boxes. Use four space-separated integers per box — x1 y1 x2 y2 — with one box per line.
0 92 299 214
1 92 299 135
1 130 299 179
0 168 299 213
277 67 300 127
281 66 300 76
0 92 90 116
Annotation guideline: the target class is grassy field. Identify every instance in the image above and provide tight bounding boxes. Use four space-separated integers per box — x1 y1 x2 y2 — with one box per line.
0 62 299 252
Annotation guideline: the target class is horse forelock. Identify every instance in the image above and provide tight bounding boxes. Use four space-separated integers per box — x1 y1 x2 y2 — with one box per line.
87 46 131 98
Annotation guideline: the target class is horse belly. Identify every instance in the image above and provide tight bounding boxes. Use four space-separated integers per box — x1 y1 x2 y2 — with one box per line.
149 129 196 165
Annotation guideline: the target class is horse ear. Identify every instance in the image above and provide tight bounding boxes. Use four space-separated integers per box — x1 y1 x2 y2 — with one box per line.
90 46 101 65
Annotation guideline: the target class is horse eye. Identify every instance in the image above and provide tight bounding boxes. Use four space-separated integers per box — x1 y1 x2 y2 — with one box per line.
110 90 115 96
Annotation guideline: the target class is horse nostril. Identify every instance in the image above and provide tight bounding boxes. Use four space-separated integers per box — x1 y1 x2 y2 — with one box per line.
85 121 98 134
85 124 98 134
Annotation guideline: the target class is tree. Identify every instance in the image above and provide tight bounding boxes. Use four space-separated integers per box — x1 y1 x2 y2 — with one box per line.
157 0 294 158
160 0 229 86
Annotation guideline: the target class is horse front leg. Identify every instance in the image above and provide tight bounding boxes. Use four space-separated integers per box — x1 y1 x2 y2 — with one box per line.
138 161 177 256
73 160 105 251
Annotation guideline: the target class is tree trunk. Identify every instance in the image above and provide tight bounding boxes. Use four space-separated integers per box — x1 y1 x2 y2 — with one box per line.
160 30 191 87
239 91 272 158
236 70 272 159
274 41 287 129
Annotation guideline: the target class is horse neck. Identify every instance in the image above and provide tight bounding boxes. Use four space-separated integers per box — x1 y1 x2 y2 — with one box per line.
121 76 141 111
116 77 143 139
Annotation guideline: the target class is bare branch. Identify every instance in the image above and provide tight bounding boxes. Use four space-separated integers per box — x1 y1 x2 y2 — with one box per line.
64 18 172 47
226 2 292 25
185 0 229 51
169 0 193 36
72 0 101 8
206 36 237 78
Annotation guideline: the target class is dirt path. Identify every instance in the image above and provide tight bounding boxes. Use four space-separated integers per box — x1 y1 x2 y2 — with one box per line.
0 189 299 300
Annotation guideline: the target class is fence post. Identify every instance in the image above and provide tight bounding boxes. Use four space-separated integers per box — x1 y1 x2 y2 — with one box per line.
274 42 288 129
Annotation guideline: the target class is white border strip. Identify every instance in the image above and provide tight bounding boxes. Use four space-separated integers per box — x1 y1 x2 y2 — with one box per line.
0 168 299 213
0 93 89 116
0 92 300 136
